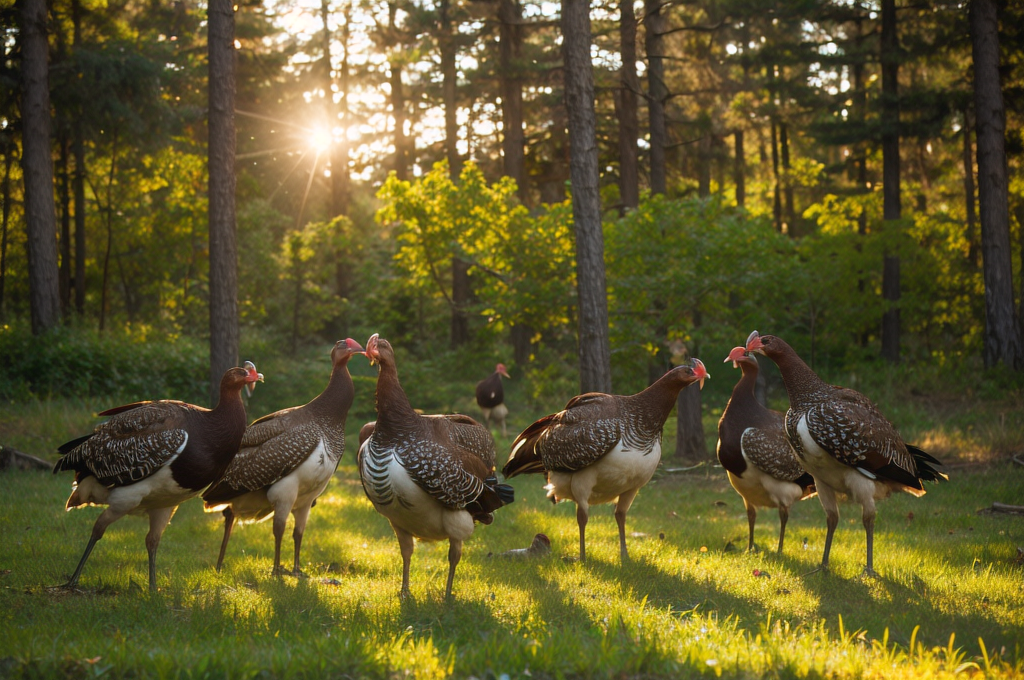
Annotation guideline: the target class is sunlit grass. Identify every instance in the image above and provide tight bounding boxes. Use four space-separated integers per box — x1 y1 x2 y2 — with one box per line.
1 455 1022 678
2 350 1022 677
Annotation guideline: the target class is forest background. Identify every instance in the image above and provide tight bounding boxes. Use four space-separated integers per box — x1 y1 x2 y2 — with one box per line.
1 0 1024 461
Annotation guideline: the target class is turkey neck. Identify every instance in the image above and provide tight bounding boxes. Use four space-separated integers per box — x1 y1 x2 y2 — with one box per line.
630 367 695 427
307 358 355 423
203 384 248 469
767 339 828 408
373 359 420 435
728 361 774 426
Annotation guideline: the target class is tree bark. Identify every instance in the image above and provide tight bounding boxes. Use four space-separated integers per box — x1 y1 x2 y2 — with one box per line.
962 108 979 267
562 0 611 394
733 130 745 208
451 257 470 347
616 0 639 211
389 63 409 181
0 143 11 319
388 0 409 181
58 135 71 316
697 133 711 198
644 0 667 195
208 0 240 404
99 131 117 332
674 379 705 465
499 0 526 202
970 0 1023 369
335 6 353 217
780 122 795 233
770 117 782 231
440 0 462 178
72 0 86 316
19 0 62 335
880 0 901 364
320 0 344 219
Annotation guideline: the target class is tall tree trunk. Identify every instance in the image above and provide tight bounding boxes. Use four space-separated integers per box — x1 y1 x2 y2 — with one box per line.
674 378 705 465
770 118 782 231
562 0 611 394
0 143 11 319
208 0 240 404
780 122 795 234
880 0 901 364
387 0 409 181
320 0 343 218
20 0 62 335
72 0 86 316
733 130 745 208
440 0 462 178
337 6 351 215
616 0 639 210
697 133 711 198
389 63 409 181
451 257 470 347
970 0 1022 369
499 0 526 202
962 108 979 267
644 0 667 195
673 328 706 464
58 135 71 316
99 132 117 332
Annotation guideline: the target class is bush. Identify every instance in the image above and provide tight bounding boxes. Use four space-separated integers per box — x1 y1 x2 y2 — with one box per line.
0 322 208 403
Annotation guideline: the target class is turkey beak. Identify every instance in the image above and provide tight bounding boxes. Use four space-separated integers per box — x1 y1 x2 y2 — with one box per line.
745 330 765 355
498 364 511 379
346 338 365 355
243 360 264 397
365 333 380 365
691 358 708 389
724 346 747 369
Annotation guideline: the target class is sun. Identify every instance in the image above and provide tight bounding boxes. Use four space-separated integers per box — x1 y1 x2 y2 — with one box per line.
308 127 333 152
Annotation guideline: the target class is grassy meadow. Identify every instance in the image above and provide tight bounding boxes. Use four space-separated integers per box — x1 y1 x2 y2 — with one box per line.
1 342 1023 679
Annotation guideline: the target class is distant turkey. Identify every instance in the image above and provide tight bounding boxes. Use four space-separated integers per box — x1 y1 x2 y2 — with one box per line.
746 331 946 574
358 334 514 599
203 339 364 576
53 362 263 590
717 346 815 553
503 360 708 562
475 363 510 436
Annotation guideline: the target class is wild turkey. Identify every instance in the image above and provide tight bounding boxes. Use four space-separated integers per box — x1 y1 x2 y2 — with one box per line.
53 362 263 590
358 334 514 599
746 331 946 574
503 360 708 562
475 363 510 436
203 339 364 575
717 346 815 553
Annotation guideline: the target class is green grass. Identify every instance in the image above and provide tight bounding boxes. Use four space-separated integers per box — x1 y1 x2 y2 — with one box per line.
1 453 1022 678
2 344 1024 678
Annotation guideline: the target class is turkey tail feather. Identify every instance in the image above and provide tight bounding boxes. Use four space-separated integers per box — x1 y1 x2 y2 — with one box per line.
502 415 555 478
466 477 515 521
908 444 948 482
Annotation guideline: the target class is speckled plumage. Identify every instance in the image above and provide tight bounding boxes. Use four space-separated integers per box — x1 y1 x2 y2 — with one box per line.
503 361 707 562
358 334 513 599
55 402 190 487
202 339 362 575
747 331 945 574
716 350 814 553
53 364 259 591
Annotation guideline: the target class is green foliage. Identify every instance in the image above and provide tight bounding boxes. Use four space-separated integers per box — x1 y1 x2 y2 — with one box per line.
0 322 207 403
376 162 578 350
606 195 797 392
